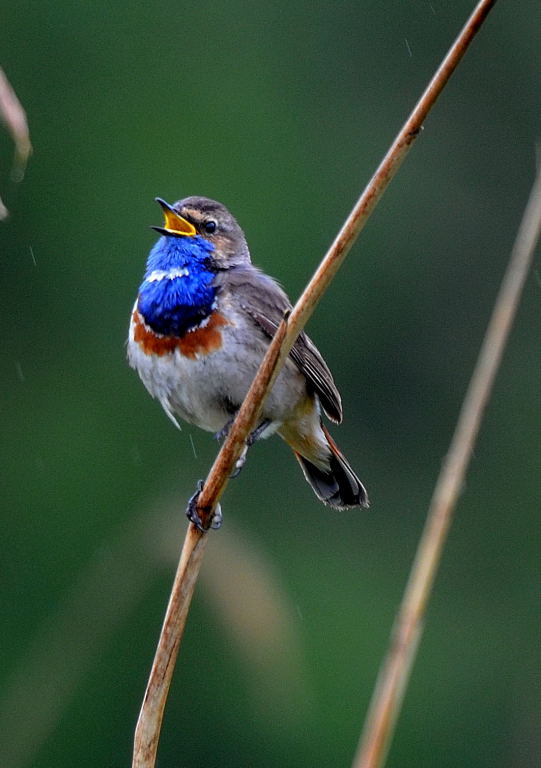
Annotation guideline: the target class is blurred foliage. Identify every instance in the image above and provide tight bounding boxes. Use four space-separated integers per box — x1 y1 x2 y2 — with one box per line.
1 1 540 767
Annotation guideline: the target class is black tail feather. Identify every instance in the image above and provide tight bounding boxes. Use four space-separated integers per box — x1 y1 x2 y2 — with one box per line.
294 447 369 510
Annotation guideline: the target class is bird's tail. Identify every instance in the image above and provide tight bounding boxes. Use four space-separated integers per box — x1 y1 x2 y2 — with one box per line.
291 425 369 510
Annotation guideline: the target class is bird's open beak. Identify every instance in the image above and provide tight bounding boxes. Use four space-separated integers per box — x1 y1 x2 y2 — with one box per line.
152 198 196 237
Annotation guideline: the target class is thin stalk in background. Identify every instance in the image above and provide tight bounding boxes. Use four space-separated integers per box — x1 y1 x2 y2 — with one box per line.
0 67 32 219
132 1 498 765
353 160 541 768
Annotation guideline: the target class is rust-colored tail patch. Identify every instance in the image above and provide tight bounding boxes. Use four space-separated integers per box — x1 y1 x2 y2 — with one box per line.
288 421 369 509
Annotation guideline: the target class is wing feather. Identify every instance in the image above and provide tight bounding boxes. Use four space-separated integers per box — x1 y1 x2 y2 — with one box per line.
221 266 343 423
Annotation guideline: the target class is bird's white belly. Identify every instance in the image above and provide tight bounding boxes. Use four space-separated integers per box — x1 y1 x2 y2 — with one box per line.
128 334 228 431
127 314 307 433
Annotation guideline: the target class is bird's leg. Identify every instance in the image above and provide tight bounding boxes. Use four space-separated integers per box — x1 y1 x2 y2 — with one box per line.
247 418 272 446
215 417 272 445
230 444 248 479
214 417 239 477
230 419 272 478
214 417 235 441
186 417 273 528
214 417 272 478
186 480 222 531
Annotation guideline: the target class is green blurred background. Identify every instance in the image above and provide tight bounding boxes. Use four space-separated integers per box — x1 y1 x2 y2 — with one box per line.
2 2 540 766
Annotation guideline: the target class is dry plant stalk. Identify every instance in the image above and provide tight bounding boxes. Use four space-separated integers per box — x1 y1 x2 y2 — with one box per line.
132 1 497 765
132 318 289 767
353 159 541 768
0 67 32 219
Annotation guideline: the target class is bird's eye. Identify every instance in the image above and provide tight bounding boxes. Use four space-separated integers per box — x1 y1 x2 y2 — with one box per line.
203 220 217 234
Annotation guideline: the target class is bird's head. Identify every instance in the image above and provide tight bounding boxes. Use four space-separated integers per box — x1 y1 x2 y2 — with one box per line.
152 196 250 269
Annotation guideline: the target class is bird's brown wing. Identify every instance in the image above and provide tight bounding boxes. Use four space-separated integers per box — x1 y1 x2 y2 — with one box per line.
223 266 343 423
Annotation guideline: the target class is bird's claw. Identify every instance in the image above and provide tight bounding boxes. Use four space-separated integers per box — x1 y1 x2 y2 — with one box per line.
214 419 234 441
229 444 248 479
215 419 272 481
247 418 271 446
215 418 271 445
186 480 222 531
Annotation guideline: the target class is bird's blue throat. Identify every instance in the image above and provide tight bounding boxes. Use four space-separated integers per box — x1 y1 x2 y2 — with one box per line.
137 235 217 336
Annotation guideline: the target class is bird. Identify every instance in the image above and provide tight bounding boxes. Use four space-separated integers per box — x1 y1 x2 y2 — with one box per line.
128 196 369 528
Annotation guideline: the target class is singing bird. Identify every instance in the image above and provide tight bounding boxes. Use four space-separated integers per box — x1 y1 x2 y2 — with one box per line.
128 197 369 528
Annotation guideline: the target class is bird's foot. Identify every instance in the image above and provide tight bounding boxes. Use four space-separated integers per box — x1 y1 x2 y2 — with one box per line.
230 445 248 479
214 419 272 480
229 419 269 478
215 417 271 445
214 418 235 441
247 418 272 446
186 480 223 531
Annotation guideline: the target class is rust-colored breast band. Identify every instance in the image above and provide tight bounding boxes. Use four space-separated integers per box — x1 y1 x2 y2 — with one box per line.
133 310 229 359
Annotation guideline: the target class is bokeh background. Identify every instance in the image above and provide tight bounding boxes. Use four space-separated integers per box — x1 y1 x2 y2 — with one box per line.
2 2 540 766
